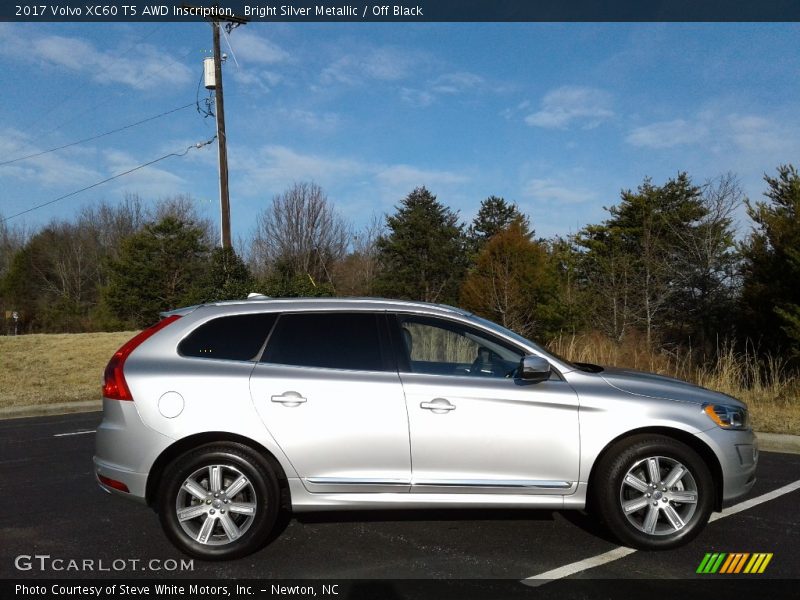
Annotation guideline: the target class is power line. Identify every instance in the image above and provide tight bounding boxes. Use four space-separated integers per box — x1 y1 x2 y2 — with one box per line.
0 137 217 224
21 25 165 137
28 44 200 145
0 103 195 167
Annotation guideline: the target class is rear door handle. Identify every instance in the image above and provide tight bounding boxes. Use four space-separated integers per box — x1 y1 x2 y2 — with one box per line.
271 391 307 406
420 399 455 413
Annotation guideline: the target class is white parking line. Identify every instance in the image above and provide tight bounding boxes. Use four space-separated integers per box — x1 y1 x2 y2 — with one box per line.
53 429 96 437
709 479 800 521
523 478 800 586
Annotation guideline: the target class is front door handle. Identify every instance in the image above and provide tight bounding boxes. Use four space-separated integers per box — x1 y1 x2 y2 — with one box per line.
271 391 307 406
420 399 456 413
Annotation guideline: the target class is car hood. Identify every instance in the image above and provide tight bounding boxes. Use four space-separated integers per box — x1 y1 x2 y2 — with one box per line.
598 366 745 408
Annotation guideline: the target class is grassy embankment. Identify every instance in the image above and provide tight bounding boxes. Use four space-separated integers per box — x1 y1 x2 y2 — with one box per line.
0 330 797 433
0 331 134 409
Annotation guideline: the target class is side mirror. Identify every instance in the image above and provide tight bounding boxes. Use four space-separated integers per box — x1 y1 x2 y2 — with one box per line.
519 355 551 382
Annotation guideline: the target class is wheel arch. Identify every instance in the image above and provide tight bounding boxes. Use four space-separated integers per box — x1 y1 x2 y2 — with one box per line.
586 426 723 512
145 432 291 510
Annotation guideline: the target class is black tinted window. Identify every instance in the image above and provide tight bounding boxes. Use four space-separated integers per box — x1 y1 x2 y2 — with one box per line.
179 313 277 361
262 313 386 371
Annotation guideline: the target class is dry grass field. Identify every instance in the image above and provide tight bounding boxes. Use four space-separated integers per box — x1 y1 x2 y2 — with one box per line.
0 331 135 408
0 330 797 433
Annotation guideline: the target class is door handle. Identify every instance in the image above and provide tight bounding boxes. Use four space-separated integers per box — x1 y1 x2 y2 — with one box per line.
420 399 455 413
271 391 307 406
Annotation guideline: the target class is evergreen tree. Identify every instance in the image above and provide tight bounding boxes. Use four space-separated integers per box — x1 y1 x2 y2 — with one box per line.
192 247 255 303
576 173 710 346
468 196 531 251
740 165 800 356
104 216 209 327
375 187 467 303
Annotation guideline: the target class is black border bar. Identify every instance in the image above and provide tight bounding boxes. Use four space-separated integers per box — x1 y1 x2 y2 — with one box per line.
3 579 800 600
3 1 800 22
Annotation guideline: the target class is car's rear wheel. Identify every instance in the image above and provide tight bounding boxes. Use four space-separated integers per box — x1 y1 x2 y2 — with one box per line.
157 443 279 560
592 434 714 550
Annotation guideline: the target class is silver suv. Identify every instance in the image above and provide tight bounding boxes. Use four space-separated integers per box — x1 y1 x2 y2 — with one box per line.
94 297 757 560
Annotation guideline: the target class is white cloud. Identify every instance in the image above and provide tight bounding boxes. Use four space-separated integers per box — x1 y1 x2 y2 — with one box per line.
231 69 283 92
230 144 468 206
321 46 420 85
524 178 596 205
525 86 614 129
401 71 486 107
375 164 468 189
0 128 102 188
727 114 791 154
400 87 436 107
231 145 363 196
625 112 797 156
430 71 484 94
275 108 340 132
626 118 708 148
19 32 192 90
226 29 289 65
102 149 187 196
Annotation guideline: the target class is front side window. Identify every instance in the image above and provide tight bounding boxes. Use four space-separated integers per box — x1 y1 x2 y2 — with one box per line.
397 315 523 378
261 312 388 372
179 313 277 361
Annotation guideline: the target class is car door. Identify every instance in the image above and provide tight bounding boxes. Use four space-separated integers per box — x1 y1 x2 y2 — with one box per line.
249 311 411 493
392 314 580 494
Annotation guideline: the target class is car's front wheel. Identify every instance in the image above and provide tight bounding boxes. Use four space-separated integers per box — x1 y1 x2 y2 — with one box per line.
592 434 714 550
157 443 280 560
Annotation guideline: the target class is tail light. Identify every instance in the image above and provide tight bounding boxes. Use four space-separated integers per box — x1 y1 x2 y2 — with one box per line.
102 315 181 401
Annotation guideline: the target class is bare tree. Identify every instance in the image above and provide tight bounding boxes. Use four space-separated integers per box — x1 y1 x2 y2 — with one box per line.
152 194 214 246
666 173 742 351
0 217 27 279
251 182 350 284
333 213 384 296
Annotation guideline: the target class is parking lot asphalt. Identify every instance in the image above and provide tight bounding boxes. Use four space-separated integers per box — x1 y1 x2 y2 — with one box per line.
1 412 798 582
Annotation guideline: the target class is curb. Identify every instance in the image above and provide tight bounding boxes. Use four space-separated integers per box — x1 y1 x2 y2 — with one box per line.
1 402 799 454
756 432 800 455
0 400 101 420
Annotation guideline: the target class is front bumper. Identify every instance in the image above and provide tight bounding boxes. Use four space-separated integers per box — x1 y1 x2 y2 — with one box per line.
695 427 758 505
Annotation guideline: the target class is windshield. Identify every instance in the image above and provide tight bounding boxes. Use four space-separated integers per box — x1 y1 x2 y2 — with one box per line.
467 314 578 371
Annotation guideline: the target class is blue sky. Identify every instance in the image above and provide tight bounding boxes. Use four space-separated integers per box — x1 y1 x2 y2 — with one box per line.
1 22 799 244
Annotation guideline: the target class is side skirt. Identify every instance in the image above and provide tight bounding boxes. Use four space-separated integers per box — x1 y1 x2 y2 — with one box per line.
289 479 589 512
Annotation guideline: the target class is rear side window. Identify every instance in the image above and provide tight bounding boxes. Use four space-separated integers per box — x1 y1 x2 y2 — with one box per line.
262 313 387 371
179 313 277 361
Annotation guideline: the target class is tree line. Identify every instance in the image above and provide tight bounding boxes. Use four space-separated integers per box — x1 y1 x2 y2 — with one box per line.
1 166 798 365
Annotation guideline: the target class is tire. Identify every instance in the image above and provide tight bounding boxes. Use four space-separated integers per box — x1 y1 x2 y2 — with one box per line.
591 434 714 550
157 443 280 560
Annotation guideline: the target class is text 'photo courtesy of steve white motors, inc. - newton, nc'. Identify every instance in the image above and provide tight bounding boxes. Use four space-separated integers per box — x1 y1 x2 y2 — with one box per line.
13 4 424 18
14 583 338 597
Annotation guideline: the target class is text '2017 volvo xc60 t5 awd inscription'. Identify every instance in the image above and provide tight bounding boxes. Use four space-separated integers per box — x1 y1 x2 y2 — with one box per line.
94 297 757 559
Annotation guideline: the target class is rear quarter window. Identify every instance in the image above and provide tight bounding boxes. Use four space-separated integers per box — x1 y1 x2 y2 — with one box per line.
178 313 277 361
261 312 388 371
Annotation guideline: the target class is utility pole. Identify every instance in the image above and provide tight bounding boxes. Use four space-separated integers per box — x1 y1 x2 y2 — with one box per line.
211 20 232 249
184 4 247 249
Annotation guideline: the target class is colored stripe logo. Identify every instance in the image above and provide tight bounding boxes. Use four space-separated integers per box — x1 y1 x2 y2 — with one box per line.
697 553 773 574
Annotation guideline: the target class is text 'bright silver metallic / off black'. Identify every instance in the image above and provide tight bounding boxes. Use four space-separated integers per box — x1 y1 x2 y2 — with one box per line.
93 297 757 560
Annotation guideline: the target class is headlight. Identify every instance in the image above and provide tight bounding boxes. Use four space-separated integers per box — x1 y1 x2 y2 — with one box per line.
703 403 749 430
